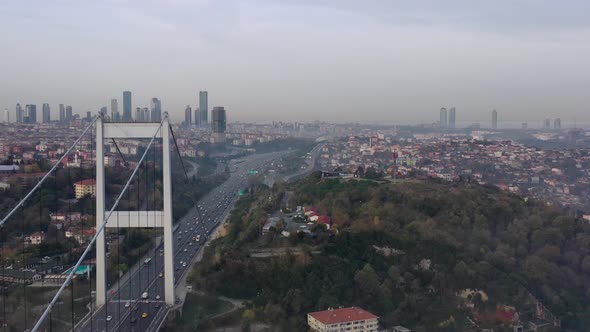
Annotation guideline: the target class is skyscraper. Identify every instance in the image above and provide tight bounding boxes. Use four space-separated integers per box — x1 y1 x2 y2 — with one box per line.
110 99 119 121
150 98 162 122
66 105 73 122
42 103 51 123
123 91 132 122
554 118 561 129
25 104 37 123
143 107 150 122
448 107 456 129
439 107 447 128
16 103 23 124
211 106 227 143
199 91 208 126
59 104 65 123
135 107 142 122
194 108 200 127
89 111 96 121
544 118 551 129
184 105 192 126
3 108 9 123
492 109 498 129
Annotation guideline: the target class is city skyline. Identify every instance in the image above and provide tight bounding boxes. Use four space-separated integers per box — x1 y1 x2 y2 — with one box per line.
1 1 589 123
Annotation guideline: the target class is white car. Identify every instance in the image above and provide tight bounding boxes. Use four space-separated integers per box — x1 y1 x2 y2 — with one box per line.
182 263 187 267
125 301 130 308
156 295 160 300
184 248 188 252
106 316 112 321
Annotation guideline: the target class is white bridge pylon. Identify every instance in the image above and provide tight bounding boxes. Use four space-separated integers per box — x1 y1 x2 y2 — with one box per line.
95 114 175 306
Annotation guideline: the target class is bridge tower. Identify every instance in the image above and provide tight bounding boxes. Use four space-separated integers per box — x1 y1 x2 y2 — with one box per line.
95 114 175 306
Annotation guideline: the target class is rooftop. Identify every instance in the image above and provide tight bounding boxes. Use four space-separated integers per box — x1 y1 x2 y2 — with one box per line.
308 307 378 325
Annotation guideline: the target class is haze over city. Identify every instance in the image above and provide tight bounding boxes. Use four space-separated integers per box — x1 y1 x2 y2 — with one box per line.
1 0 590 124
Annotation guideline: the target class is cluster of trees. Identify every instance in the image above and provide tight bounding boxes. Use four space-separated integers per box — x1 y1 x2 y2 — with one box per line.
192 173 590 331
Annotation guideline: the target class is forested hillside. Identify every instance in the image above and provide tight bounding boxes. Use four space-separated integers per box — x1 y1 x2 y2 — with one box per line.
192 173 590 331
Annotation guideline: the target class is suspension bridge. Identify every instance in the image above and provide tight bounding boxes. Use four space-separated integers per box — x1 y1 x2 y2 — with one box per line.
0 113 287 331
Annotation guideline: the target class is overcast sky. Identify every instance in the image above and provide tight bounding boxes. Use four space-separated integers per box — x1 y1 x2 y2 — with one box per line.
1 0 589 124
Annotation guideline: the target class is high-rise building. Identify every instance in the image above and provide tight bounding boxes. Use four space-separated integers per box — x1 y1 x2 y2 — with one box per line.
135 107 142 122
439 107 447 128
90 111 96 121
16 103 23 124
66 105 73 122
150 98 162 122
199 91 208 126
184 105 192 126
59 104 65 123
521 122 528 130
194 108 200 127
25 104 37 124
544 118 551 129
554 118 561 130
492 109 498 129
143 107 150 122
42 103 51 123
3 108 9 123
123 91 132 122
110 99 119 121
448 107 456 129
211 106 227 143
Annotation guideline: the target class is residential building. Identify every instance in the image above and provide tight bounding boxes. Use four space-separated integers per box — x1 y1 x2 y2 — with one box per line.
199 91 208 126
439 107 447 128
135 107 143 122
492 109 498 129
30 232 45 245
211 106 227 143
123 90 132 122
42 103 51 123
307 307 378 332
143 107 150 122
392 326 411 332
74 179 96 199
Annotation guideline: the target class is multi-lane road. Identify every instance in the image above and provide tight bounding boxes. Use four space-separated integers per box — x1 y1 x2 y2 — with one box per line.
79 151 287 332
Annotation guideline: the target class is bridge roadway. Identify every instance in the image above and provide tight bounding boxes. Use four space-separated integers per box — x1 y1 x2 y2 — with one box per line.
78 151 287 332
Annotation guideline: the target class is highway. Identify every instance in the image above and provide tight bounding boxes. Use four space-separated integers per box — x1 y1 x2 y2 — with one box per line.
78 151 287 332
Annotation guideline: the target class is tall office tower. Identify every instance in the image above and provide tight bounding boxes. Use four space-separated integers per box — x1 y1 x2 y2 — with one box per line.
135 107 142 122
448 107 456 129
211 106 227 143
150 98 162 122
25 104 37 123
184 105 192 126
544 118 551 129
492 109 498 129
59 104 65 123
554 118 561 129
66 105 73 121
110 98 119 121
439 107 447 128
3 108 9 123
194 108 200 127
123 91 132 122
16 103 23 123
90 111 96 120
143 107 150 122
42 103 51 123
199 91 208 126
522 122 528 130
100 107 107 117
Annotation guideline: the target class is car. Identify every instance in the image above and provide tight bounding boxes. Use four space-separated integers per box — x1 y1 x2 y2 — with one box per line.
125 301 130 308
159 272 163 278
184 248 188 252
130 317 137 323
106 315 112 321
189 242 192 246
142 312 148 318
133 306 139 312
183 263 187 267
156 295 160 300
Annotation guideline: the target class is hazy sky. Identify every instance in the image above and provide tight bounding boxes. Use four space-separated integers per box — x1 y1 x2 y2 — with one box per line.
1 0 589 124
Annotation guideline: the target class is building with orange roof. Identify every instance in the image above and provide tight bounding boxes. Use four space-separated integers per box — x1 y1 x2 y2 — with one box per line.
307 307 378 332
74 179 96 199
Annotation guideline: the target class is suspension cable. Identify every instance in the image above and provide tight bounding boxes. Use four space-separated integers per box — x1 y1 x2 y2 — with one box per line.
31 118 164 332
0 116 99 228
